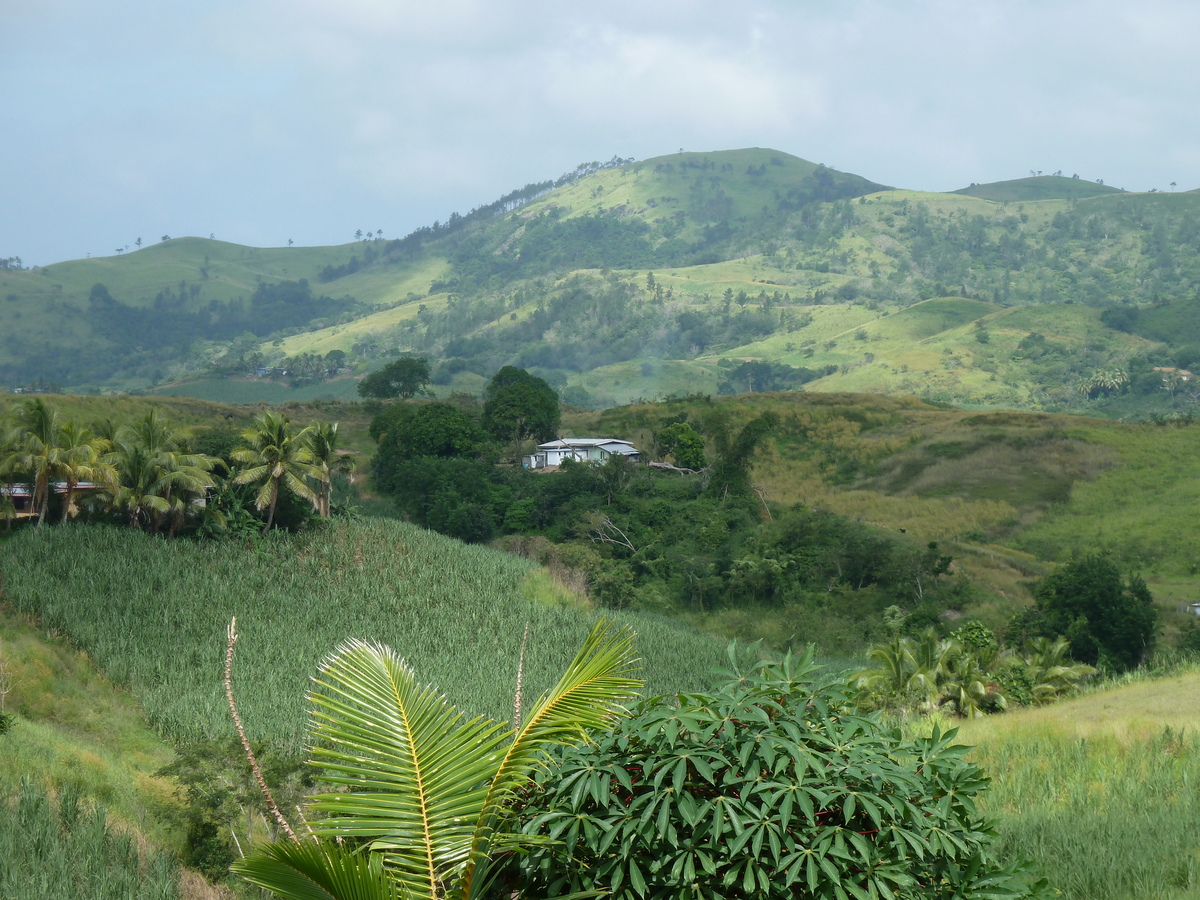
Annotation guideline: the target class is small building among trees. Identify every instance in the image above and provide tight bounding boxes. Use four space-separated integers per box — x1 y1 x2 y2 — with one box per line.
524 438 640 469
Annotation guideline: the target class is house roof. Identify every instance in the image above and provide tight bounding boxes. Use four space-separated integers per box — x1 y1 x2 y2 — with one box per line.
537 438 639 453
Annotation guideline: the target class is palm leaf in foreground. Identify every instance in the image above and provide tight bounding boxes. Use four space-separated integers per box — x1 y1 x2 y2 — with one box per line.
238 619 640 900
232 840 394 900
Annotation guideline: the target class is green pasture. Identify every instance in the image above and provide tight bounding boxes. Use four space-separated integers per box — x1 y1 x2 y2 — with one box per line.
267 290 452 358
152 375 363 405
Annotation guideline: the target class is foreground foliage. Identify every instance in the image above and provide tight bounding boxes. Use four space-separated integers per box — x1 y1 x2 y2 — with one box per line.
507 646 1048 900
233 620 641 900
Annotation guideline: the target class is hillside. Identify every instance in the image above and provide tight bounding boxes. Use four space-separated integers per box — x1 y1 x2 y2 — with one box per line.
953 174 1124 202
4 148 1200 418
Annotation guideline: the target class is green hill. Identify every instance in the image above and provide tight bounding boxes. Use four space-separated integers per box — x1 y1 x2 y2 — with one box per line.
954 174 1124 201
4 148 1200 419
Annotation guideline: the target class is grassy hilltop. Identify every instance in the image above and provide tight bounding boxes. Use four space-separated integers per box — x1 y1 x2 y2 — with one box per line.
5 147 1199 419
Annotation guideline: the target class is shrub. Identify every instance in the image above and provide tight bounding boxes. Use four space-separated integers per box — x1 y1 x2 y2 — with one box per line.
510 647 1048 900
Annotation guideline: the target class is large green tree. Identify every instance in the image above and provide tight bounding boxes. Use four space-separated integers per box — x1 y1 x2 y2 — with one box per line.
482 366 560 444
232 412 320 531
1031 553 1157 670
357 356 432 400
232 620 640 900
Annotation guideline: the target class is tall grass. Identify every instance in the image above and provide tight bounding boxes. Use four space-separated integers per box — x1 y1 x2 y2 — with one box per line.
956 670 1200 900
1 520 729 756
972 728 1200 900
0 778 178 900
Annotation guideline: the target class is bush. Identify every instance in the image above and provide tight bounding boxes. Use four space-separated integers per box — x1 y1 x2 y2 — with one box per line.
509 647 1048 900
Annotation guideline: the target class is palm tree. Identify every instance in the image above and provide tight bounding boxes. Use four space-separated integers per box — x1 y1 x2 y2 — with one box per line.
306 422 353 517
104 442 171 529
232 412 319 530
937 648 1007 718
233 620 641 900
4 398 65 526
105 410 218 533
1018 636 1096 704
56 420 116 524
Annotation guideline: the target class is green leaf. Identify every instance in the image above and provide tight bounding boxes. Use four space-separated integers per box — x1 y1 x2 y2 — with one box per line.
232 840 393 900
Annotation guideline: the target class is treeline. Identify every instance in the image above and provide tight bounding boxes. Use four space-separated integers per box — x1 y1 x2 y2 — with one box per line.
0 398 351 536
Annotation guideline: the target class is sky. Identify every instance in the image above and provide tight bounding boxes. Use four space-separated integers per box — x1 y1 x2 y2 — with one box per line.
3 0 1199 267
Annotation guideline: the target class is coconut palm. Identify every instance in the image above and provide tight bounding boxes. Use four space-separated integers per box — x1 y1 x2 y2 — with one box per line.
306 422 353 517
3 398 65 526
937 649 1007 718
232 412 319 530
1019 636 1096 704
103 411 218 533
853 628 955 711
104 442 172 529
232 620 641 900
56 419 116 523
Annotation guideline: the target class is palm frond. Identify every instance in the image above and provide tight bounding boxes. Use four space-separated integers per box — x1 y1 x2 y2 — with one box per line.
305 639 514 900
232 839 397 900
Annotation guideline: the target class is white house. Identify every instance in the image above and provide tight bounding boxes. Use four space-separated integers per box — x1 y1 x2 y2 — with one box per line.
524 438 640 469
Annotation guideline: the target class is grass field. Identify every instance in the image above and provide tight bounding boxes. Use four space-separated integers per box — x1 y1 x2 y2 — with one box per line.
0 607 181 849
0 520 730 757
957 667 1200 900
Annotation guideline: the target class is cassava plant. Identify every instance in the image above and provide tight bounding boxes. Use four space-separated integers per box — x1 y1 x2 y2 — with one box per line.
507 645 1050 900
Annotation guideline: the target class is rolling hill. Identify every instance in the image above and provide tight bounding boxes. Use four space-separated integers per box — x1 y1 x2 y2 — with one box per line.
4 148 1200 418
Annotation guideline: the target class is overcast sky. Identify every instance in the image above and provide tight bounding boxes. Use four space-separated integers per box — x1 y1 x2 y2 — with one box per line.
4 0 1198 267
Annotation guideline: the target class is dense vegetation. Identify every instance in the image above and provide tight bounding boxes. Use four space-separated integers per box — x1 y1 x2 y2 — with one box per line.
507 648 1047 900
5 387 1200 898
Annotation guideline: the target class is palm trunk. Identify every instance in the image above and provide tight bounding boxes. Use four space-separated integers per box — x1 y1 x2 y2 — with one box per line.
61 477 76 524
35 474 49 528
265 476 280 531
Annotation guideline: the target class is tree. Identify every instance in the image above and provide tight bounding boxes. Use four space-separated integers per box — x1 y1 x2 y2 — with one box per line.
704 410 778 499
3 398 66 526
306 422 353 517
482 366 560 444
357 356 432 400
655 421 706 469
1031 554 1156 670
111 410 219 534
507 646 1048 900
56 420 115 523
231 620 640 900
232 412 319 531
